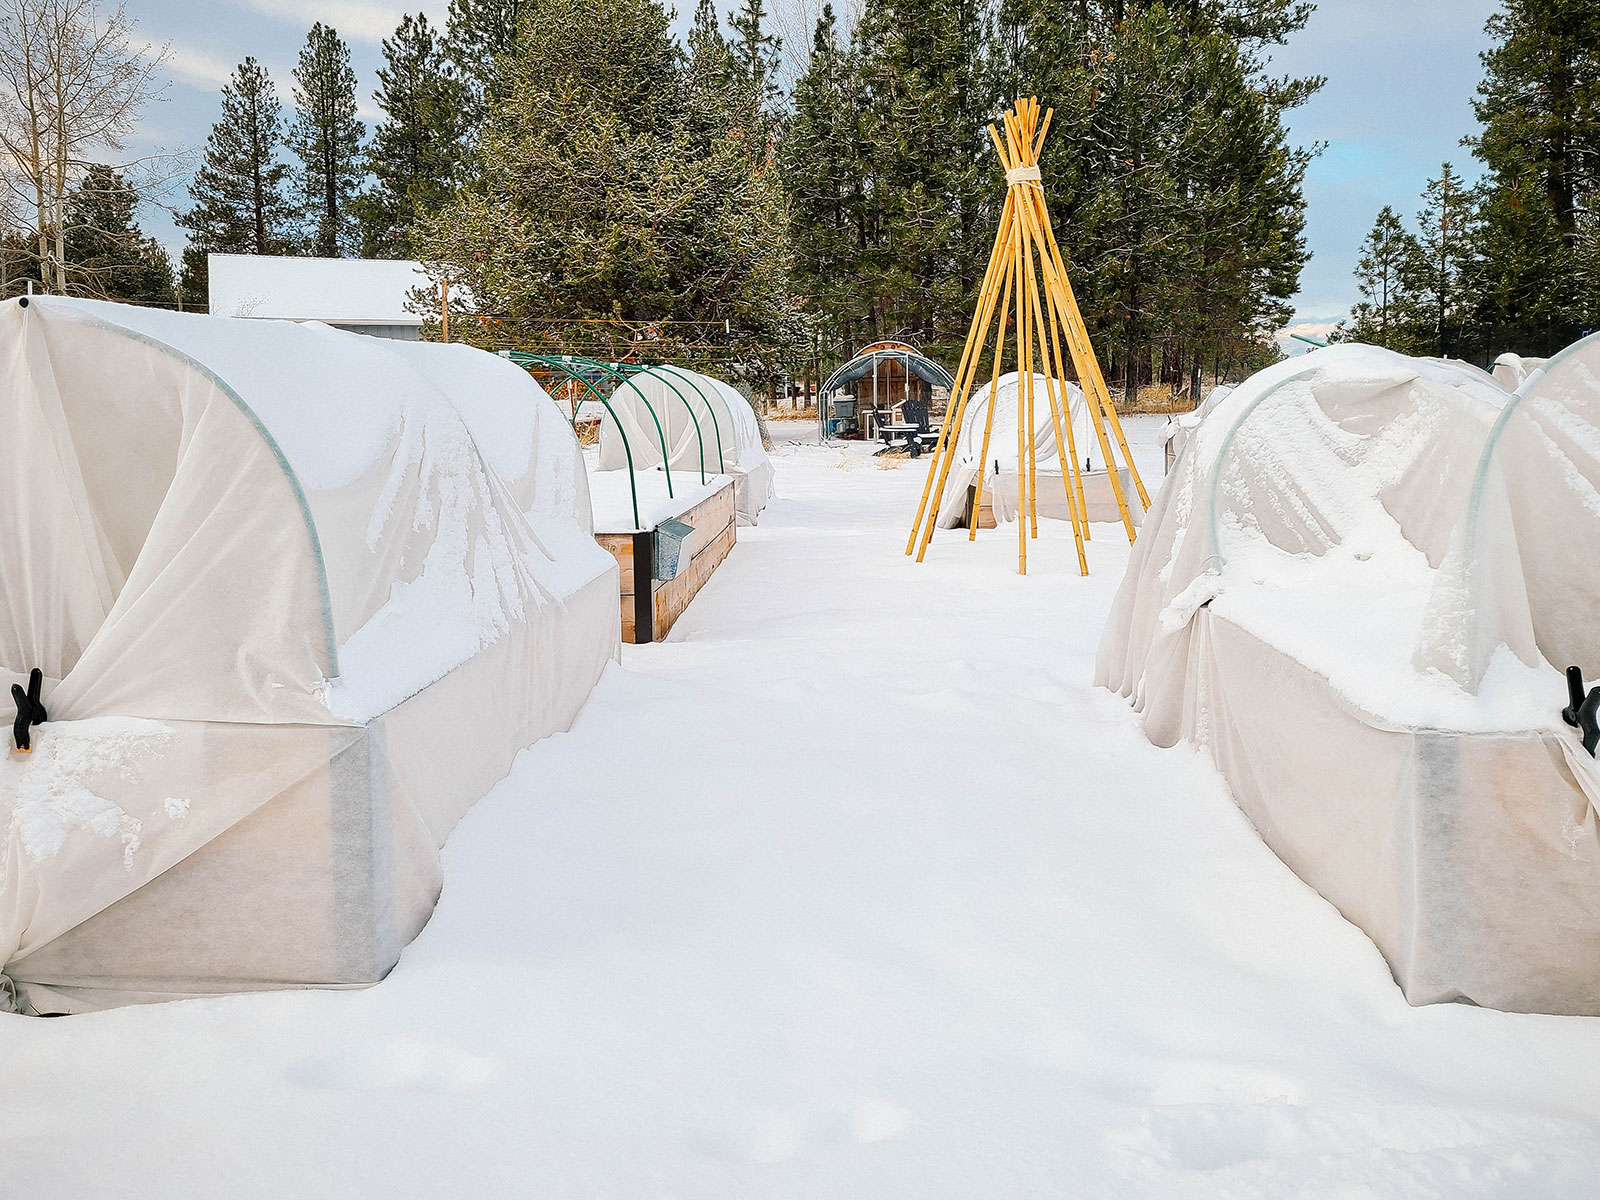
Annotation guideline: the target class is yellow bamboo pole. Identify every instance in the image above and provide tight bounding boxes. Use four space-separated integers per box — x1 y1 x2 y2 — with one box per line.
1035 254 1092 542
1027 185 1152 510
1015 186 1138 542
1002 107 1029 573
1011 162 1024 576
969 250 1014 541
1020 102 1045 545
1014 98 1096 535
1022 227 1041 541
1055 269 1153 508
912 199 1018 563
1007 103 1039 541
1024 230 1088 573
906 185 1019 558
906 189 1016 553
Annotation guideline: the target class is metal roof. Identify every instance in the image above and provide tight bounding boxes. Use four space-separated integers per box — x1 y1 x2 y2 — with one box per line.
820 342 955 395
207 254 429 325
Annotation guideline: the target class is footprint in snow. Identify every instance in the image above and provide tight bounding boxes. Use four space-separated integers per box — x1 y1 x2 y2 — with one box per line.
284 1037 501 1093
692 1099 913 1164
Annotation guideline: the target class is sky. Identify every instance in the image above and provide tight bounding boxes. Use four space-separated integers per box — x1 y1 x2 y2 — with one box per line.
1265 0 1501 347
122 0 1501 338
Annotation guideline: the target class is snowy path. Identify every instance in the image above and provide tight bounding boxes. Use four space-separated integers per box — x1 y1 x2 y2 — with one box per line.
7 423 1600 1197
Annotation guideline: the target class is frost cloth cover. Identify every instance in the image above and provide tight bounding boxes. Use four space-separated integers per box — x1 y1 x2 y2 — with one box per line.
596 366 774 525
1096 342 1600 1015
934 371 1140 529
0 297 619 1013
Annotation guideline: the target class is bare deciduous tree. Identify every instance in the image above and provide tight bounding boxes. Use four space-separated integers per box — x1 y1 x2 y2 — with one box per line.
769 0 861 88
0 0 168 291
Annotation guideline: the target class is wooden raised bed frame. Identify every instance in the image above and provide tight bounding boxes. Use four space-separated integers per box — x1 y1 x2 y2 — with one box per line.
594 478 737 644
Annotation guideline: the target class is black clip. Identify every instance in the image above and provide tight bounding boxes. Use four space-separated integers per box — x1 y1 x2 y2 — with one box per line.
11 667 46 753
1561 666 1600 757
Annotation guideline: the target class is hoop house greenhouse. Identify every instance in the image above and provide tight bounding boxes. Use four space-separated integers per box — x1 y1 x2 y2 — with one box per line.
595 366 775 525
1096 340 1600 1015
934 371 1142 530
0 297 618 1014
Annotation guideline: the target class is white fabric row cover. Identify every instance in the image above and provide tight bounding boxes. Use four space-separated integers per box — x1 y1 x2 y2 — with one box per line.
0 297 619 1012
1162 384 1233 472
1492 351 1547 391
934 371 1140 529
596 366 775 525
1096 340 1600 1015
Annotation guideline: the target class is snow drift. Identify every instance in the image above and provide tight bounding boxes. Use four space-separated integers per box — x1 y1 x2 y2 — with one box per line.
0 297 619 1013
1097 340 1600 1015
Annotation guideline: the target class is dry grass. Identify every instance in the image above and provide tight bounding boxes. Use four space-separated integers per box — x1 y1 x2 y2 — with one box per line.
1120 385 1196 415
574 419 601 446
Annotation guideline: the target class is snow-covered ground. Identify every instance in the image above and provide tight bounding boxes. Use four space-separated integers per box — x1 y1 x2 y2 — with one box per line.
7 416 1600 1197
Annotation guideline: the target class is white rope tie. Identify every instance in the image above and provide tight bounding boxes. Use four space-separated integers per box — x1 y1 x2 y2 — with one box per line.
1005 164 1042 185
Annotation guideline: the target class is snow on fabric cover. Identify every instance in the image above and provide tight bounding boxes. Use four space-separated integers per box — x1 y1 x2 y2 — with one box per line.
0 297 619 1011
1492 351 1547 391
1097 345 1519 734
1095 342 1600 1014
1418 333 1600 693
23 297 600 720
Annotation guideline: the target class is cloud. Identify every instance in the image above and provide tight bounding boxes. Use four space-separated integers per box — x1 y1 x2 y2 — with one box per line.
1276 318 1343 355
236 0 449 43
165 43 242 91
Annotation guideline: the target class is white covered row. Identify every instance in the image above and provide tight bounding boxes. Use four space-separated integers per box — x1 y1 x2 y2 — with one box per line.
1097 340 1600 1015
596 366 775 525
0 297 619 1012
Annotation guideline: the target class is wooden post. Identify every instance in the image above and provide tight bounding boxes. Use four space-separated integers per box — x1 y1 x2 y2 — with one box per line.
441 278 450 344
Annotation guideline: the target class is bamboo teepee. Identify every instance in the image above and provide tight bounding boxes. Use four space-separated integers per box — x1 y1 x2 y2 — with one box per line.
906 97 1150 575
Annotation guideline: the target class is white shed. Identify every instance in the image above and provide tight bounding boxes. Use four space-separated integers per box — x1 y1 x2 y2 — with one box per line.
207 253 430 340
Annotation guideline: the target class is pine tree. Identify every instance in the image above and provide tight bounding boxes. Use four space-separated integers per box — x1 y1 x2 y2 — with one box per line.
355 15 466 258
177 57 294 300
445 0 530 119
1471 0 1600 251
289 23 366 257
849 0 994 357
685 0 736 148
691 0 725 51
729 0 782 117
1348 206 1423 351
1163 17 1310 398
1002 1 1315 399
1412 162 1475 357
1465 0 1600 354
63 166 175 304
415 0 793 379
782 5 867 359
